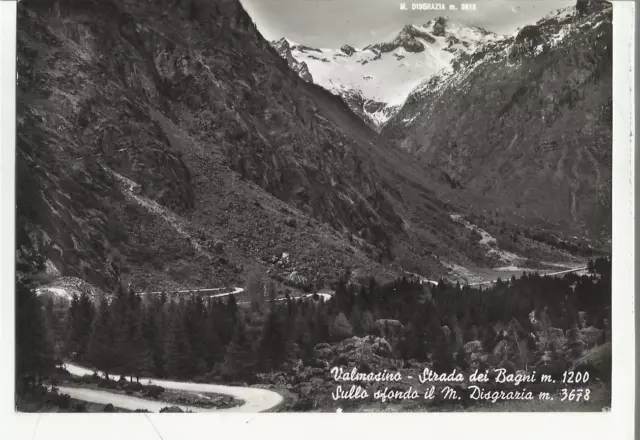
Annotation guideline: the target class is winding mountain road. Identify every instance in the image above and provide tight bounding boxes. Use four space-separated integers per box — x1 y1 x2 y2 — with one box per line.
466 266 588 287
61 363 284 413
408 265 588 288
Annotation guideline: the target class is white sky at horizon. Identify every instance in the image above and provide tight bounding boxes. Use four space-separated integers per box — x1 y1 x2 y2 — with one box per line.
240 0 575 48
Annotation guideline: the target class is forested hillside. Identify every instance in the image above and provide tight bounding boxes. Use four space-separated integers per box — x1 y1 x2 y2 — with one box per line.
18 256 611 412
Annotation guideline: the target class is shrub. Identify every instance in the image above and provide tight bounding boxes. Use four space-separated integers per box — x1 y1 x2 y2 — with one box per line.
103 403 115 412
100 378 118 389
54 393 71 410
498 359 516 375
145 385 165 399
159 406 184 413
124 381 144 392
331 313 354 341
332 355 349 367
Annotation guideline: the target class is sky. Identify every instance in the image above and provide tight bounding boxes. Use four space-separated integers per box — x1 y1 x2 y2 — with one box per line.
239 0 575 48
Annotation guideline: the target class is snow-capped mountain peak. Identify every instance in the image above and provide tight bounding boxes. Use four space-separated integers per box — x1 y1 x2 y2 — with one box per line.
271 17 504 129
271 37 314 83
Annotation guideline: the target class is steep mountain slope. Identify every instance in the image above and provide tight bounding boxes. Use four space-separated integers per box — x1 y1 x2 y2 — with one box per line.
383 1 612 240
271 17 501 129
17 0 497 293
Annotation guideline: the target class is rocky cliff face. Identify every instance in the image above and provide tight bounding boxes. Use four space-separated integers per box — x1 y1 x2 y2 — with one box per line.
383 1 612 239
17 0 486 292
271 38 313 83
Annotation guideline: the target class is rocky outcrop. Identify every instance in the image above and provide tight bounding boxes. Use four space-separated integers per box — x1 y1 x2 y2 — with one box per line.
338 88 399 131
340 45 355 56
509 25 545 60
366 25 434 54
271 38 314 82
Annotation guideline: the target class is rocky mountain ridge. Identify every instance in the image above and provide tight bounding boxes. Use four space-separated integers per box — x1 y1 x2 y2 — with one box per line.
271 16 501 130
382 0 612 239
17 0 504 294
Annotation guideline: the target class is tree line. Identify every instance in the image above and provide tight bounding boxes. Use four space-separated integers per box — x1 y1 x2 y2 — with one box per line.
19 257 611 394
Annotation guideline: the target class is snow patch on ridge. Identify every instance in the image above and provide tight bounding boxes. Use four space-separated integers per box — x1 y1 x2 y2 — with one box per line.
273 19 504 127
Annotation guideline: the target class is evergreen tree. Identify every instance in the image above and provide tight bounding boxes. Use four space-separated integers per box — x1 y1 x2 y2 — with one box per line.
15 280 57 398
292 310 313 359
361 310 374 336
349 305 365 336
330 312 353 341
143 297 166 377
43 296 67 361
184 296 208 375
130 303 153 381
68 292 94 362
163 299 193 379
455 347 470 371
202 305 224 367
88 297 116 378
433 330 455 373
259 308 287 371
111 287 134 378
222 315 255 381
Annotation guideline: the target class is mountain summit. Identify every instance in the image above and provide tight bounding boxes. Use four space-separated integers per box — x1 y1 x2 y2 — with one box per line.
271 37 314 82
271 17 502 129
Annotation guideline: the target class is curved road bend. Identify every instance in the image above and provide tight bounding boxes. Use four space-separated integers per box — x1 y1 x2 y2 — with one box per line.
62 363 283 413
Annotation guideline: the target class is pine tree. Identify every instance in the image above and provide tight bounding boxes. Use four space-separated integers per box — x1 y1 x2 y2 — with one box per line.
361 310 374 336
163 299 193 379
455 347 469 371
68 292 94 362
143 297 166 377
349 305 364 336
88 297 116 378
433 330 455 373
129 301 152 381
292 311 313 359
43 296 67 361
259 310 287 371
330 312 353 342
15 280 57 397
202 306 224 367
111 286 134 378
184 296 208 375
67 293 79 351
222 315 255 381
226 294 238 326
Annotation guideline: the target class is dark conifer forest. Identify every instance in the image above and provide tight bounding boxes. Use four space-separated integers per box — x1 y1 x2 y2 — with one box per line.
17 257 611 411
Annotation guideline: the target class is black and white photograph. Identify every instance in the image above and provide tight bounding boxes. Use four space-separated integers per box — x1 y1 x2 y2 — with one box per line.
10 0 626 418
